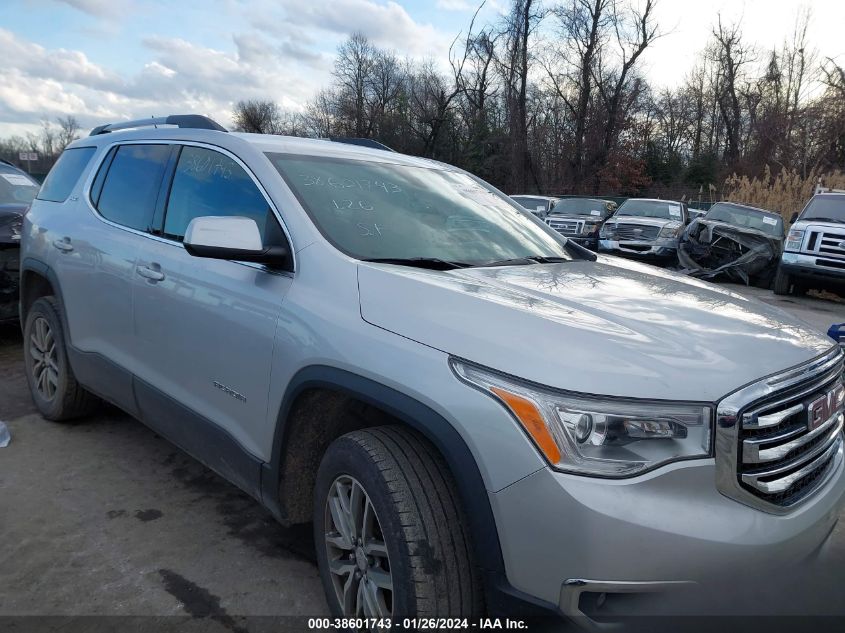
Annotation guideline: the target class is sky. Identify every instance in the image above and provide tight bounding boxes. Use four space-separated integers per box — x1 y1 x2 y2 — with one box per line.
0 0 843 138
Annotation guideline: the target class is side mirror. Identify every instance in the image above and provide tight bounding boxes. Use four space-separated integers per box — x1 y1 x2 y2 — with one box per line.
789 212 798 224
184 216 288 266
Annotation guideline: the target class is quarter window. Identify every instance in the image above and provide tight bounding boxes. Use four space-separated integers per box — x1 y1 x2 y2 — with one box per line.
37 147 96 203
96 144 171 231
163 146 279 243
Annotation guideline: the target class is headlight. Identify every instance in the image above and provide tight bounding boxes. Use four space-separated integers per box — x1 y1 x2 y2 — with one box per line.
582 223 600 235
658 224 681 238
599 224 614 238
452 360 712 477
785 228 804 251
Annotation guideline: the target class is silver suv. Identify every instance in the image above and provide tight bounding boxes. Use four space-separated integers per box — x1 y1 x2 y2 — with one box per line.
19 116 845 624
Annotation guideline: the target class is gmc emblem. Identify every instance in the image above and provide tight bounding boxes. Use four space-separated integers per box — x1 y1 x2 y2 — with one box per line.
808 384 845 430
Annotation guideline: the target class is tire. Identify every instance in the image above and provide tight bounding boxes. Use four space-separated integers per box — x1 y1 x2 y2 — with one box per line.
314 426 483 619
791 283 808 297
23 296 98 421
772 267 791 295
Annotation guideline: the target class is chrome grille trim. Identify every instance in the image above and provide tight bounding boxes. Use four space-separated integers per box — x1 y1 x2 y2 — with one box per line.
811 229 845 260
743 412 843 463
546 218 583 236
716 346 845 514
741 437 842 494
744 403 804 429
612 223 660 240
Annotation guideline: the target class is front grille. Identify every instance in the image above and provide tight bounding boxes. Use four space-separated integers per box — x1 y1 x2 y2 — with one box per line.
716 347 844 513
546 218 583 236
807 229 845 260
606 223 660 241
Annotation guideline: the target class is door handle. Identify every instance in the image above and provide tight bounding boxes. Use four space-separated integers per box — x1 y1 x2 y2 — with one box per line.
136 264 166 282
52 238 74 253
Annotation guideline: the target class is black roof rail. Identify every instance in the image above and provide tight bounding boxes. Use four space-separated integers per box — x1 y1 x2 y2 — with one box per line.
0 158 15 167
328 137 394 152
89 115 227 136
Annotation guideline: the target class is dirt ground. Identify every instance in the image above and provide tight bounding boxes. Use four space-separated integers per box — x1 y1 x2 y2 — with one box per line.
0 283 843 631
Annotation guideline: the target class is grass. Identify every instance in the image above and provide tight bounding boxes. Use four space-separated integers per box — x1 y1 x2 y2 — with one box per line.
723 167 845 222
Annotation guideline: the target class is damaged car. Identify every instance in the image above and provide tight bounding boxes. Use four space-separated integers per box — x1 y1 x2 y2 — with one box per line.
544 197 616 250
0 159 39 322
677 201 785 286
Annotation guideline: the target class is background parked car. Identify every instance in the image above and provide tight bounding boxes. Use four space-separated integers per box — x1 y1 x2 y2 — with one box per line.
774 189 845 295
598 198 689 264
544 197 616 250
509 194 559 218
0 159 39 322
677 201 784 286
688 207 707 220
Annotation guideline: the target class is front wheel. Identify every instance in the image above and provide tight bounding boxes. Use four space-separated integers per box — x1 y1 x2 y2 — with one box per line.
772 266 791 295
314 426 483 619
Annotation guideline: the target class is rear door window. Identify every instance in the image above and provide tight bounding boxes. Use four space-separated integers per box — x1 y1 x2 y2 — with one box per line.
163 146 282 244
37 147 96 202
96 144 172 232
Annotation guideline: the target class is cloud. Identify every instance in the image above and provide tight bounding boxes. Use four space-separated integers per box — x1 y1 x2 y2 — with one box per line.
50 0 128 18
0 0 459 136
436 0 474 10
0 27 332 134
255 0 453 57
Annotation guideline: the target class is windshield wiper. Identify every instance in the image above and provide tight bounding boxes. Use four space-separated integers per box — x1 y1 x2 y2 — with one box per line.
362 257 473 270
475 255 571 268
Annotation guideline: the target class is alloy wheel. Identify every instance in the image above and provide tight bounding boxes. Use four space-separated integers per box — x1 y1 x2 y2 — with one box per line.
324 475 393 618
30 316 59 401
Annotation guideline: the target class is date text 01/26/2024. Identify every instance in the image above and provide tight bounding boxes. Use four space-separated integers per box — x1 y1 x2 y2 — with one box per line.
307 618 529 630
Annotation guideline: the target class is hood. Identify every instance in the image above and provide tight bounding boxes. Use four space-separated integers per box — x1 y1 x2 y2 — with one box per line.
547 212 606 224
793 219 845 233
607 216 678 229
358 257 834 401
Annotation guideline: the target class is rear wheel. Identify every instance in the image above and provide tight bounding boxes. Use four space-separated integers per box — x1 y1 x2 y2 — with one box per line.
314 426 483 619
23 297 98 421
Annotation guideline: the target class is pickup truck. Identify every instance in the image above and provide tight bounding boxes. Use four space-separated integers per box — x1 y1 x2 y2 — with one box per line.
775 190 845 295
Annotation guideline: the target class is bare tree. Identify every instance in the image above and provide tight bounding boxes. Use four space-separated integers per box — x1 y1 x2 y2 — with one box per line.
499 0 544 192
56 115 81 150
333 33 376 137
710 17 752 165
232 99 283 134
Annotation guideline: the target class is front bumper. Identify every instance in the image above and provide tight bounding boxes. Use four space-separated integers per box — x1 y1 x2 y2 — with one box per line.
781 251 845 282
490 448 845 621
598 239 677 260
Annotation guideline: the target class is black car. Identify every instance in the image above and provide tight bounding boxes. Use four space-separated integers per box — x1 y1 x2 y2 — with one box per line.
678 201 785 286
544 197 616 250
0 159 39 322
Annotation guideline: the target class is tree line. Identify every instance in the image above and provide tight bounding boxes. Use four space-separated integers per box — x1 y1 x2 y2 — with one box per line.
234 1 845 202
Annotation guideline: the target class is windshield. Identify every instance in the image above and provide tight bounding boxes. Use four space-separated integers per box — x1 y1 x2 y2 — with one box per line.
0 170 39 205
799 196 845 223
616 199 681 220
704 203 784 237
511 196 549 211
268 154 572 265
551 198 610 217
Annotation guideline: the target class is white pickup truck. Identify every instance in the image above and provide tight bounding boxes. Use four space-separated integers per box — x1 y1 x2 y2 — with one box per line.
775 187 845 295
